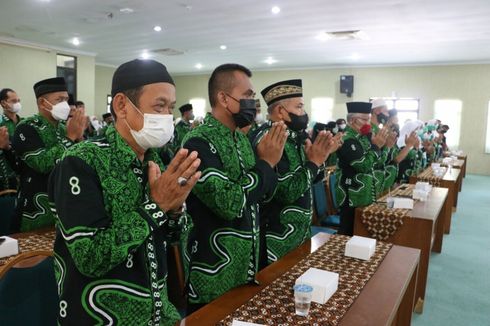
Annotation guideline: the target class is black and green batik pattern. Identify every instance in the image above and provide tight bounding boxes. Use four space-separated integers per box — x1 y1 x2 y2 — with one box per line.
172 119 192 152
0 113 21 191
12 114 74 232
48 126 183 325
336 126 380 208
183 113 277 304
250 123 319 264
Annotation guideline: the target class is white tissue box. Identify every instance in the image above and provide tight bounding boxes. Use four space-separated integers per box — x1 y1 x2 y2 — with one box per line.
415 182 432 192
295 267 338 304
0 237 19 259
232 320 265 326
393 197 414 209
413 189 429 201
345 236 376 261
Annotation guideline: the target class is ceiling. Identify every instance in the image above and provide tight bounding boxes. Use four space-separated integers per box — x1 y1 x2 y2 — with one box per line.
2 0 490 74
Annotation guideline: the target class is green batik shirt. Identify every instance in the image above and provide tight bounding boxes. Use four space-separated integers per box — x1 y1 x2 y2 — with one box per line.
172 119 192 152
0 113 21 191
383 145 399 193
371 123 390 197
182 113 278 304
12 114 74 232
397 147 418 183
335 126 381 208
250 122 320 264
47 125 184 326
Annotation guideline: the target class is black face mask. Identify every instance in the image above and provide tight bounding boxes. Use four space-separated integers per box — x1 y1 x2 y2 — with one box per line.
377 112 389 125
286 111 309 131
228 98 257 129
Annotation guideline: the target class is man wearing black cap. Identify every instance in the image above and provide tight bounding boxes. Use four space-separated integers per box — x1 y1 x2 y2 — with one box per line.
250 79 341 266
173 103 193 151
335 102 389 235
10 77 85 232
0 88 22 192
48 59 200 325
182 63 287 311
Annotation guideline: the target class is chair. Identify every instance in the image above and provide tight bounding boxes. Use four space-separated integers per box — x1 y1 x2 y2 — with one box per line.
0 254 58 325
0 189 17 235
311 171 339 234
315 170 340 229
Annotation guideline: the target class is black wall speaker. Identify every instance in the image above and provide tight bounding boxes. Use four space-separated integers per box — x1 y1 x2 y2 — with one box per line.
340 75 354 97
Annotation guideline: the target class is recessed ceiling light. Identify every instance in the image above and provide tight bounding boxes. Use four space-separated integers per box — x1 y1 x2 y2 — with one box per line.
265 57 277 65
195 63 203 69
141 51 150 59
220 45 227 50
153 25 162 32
120 7 134 14
72 37 80 46
317 30 369 41
316 33 332 41
350 53 361 60
271 6 281 14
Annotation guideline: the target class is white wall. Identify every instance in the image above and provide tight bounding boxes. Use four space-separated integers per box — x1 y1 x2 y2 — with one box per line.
0 42 95 116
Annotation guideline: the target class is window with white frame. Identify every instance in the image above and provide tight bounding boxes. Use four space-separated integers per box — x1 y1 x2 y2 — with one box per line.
485 102 490 153
311 97 334 125
434 99 462 149
369 97 419 127
189 98 207 120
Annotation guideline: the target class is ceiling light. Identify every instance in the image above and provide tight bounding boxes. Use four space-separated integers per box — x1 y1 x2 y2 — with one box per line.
316 33 332 41
350 53 361 60
271 6 281 14
72 37 80 46
140 51 150 59
265 57 277 65
153 25 162 32
317 30 369 41
195 63 203 69
119 7 134 14
220 45 227 50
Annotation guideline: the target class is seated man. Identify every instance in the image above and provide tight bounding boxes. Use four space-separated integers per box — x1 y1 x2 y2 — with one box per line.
48 59 200 325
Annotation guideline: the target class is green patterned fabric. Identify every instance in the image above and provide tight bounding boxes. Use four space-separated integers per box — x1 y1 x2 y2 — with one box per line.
0 113 21 191
370 123 390 197
250 122 320 263
48 125 183 325
172 119 192 151
335 126 380 208
397 147 418 183
182 113 277 304
12 114 74 232
383 145 399 192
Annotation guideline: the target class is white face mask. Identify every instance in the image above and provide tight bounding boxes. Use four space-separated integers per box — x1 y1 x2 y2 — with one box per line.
126 100 174 150
339 123 347 130
47 100 71 121
9 102 22 113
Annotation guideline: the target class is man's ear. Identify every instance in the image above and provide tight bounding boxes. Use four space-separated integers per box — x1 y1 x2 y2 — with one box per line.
216 91 228 108
37 97 47 110
112 93 128 120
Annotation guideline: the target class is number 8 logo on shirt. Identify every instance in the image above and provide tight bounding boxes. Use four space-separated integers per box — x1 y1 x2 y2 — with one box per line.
69 177 81 195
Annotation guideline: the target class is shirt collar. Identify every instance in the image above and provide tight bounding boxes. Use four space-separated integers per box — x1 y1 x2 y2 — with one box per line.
203 112 234 137
105 125 160 169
